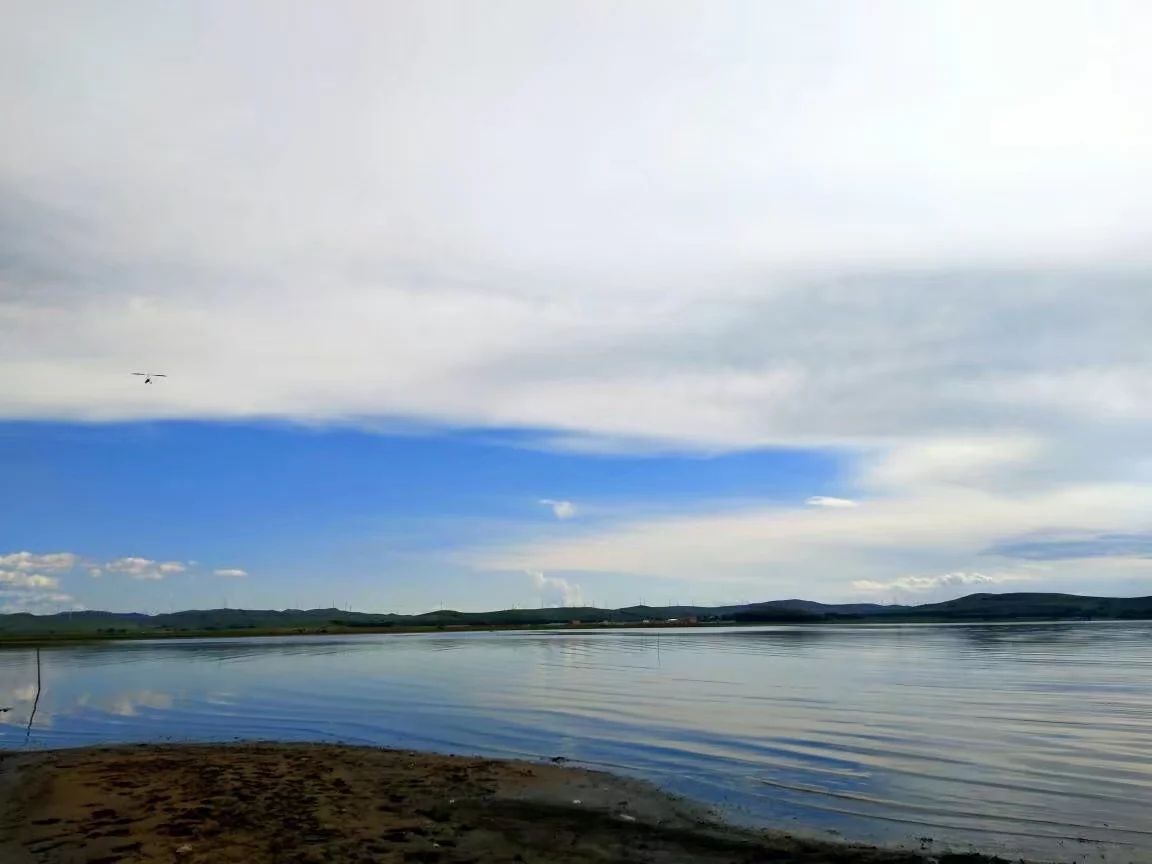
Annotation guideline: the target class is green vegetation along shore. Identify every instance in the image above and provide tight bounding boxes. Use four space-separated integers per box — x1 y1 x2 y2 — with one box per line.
1 592 1150 643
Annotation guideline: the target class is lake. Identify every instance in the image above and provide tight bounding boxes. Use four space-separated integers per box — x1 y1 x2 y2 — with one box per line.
2 622 1151 862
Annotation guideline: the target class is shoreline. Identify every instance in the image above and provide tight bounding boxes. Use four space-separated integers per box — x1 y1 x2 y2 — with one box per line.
0 742 1011 864
1 616 1146 646
0 622 703 645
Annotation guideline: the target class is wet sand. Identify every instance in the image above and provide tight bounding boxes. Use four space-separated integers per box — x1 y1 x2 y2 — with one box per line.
0 743 1004 864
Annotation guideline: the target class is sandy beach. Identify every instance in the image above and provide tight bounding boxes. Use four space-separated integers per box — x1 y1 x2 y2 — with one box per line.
0 743 1007 864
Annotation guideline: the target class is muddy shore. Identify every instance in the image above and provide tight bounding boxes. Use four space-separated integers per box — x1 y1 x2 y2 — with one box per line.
0 743 1006 864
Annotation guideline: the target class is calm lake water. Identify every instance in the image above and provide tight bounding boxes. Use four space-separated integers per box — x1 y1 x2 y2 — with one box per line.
2 622 1151 862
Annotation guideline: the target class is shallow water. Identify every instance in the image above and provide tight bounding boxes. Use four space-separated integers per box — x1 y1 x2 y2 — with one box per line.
2 622 1151 862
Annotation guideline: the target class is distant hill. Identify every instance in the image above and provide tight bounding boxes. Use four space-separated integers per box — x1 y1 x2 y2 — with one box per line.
728 599 899 621
1 592 1149 639
888 592 1152 621
766 599 896 615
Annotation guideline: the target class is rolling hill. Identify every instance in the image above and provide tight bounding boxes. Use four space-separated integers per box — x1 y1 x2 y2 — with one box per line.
1 592 1150 639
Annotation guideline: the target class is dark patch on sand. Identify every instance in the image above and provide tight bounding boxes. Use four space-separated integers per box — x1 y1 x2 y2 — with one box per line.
0 744 1013 863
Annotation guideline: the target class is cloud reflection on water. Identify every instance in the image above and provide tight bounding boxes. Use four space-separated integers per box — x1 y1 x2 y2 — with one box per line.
0 623 1150 862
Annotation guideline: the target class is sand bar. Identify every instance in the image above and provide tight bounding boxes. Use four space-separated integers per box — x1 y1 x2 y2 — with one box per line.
0 743 1006 864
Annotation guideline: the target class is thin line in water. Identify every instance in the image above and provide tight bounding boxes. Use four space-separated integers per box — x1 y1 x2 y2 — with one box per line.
24 647 41 747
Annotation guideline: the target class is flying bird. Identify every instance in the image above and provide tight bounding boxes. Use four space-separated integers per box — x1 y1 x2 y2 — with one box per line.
132 373 167 384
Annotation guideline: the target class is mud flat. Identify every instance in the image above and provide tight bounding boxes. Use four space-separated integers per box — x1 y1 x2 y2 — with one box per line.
0 743 1010 864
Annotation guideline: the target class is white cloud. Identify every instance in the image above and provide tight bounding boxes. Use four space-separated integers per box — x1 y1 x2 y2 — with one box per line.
862 438 1046 492
528 570 584 608
105 557 187 581
0 551 199 587
0 569 59 589
0 552 79 572
0 553 212 611
852 571 1039 594
3 3 1152 602
0 2 1149 455
213 568 248 578
479 440 1152 600
0 590 83 614
805 496 858 509
539 499 577 520
0 554 76 611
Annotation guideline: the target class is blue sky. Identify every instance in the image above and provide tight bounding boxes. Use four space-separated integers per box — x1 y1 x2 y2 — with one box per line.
0 421 844 612
2 1 1151 613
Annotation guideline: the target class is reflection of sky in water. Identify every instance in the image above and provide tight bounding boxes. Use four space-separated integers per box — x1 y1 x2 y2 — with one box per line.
2 622 1151 862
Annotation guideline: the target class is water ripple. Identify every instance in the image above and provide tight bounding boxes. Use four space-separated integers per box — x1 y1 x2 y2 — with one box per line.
2 621 1151 862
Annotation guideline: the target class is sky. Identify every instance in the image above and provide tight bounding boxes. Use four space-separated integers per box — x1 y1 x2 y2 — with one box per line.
2 0 1151 614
